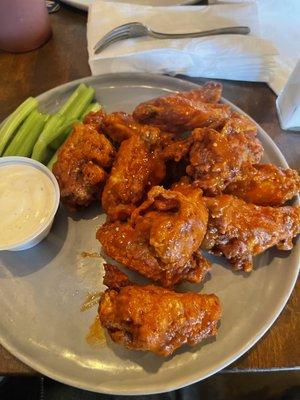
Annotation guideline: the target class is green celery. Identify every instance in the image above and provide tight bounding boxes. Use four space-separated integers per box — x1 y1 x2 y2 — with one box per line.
4 110 48 157
31 113 65 164
58 83 87 116
80 102 101 121
64 86 95 121
0 97 38 155
47 150 58 171
49 118 79 150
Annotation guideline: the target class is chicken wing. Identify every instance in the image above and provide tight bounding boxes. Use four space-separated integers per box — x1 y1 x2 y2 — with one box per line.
187 128 263 194
224 164 300 206
220 112 258 136
83 109 106 131
97 186 210 287
84 110 139 144
202 195 300 272
53 123 116 211
133 82 231 133
85 110 174 146
101 126 167 221
164 127 263 195
99 264 221 357
102 112 141 143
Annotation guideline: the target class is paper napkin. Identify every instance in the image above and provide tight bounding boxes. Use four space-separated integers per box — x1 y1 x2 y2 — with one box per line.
88 1 277 83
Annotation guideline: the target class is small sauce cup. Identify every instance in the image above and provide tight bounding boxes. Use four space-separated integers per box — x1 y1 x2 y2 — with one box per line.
0 157 60 251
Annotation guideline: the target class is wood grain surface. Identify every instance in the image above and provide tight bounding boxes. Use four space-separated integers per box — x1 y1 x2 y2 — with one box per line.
0 4 299 375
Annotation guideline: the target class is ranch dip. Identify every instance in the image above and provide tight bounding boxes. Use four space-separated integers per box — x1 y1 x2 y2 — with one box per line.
0 164 56 247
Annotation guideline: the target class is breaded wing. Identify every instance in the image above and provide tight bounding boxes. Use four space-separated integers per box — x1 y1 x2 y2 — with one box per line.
225 164 300 206
102 112 141 144
163 127 263 195
53 123 115 211
186 128 263 195
99 264 221 357
133 82 231 133
97 186 210 287
101 126 166 221
83 109 106 131
220 112 258 136
202 195 300 272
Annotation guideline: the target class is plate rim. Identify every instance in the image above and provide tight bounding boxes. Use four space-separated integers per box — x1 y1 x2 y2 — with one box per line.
0 72 299 395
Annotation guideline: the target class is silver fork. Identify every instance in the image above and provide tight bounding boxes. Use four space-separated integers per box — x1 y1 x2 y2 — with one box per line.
94 22 250 54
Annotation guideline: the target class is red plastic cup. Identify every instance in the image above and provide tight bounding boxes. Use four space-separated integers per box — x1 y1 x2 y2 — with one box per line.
0 0 52 53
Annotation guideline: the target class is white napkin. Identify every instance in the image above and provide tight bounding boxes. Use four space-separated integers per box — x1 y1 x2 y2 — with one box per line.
276 61 300 131
213 1 300 92
88 1 277 83
210 0 300 130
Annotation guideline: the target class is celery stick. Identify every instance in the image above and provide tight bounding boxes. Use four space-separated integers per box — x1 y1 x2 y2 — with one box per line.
47 150 58 171
0 97 38 155
50 95 98 150
49 86 94 152
59 83 87 116
80 102 101 121
50 98 100 150
51 98 100 150
64 86 95 121
45 148 55 165
31 114 65 164
48 97 100 170
4 110 48 157
49 118 79 150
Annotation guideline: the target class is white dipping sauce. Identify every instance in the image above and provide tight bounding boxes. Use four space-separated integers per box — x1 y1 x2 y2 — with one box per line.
0 164 56 247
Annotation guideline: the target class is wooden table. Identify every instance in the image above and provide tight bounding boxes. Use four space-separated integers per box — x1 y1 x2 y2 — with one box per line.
0 4 299 376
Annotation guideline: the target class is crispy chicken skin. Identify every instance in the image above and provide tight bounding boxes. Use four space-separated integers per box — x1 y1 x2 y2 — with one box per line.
220 112 257 136
133 82 231 133
179 81 223 103
84 110 139 143
99 264 221 357
102 112 144 143
102 263 131 290
86 110 174 145
83 109 106 131
97 186 211 287
164 127 263 195
53 123 116 211
101 127 166 221
202 195 300 272
225 164 300 206
186 128 263 194
132 186 208 266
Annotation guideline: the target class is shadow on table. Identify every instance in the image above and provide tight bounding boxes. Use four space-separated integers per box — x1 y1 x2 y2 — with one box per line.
1 371 300 400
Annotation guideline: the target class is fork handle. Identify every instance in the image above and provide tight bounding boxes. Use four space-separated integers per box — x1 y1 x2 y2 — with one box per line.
149 26 250 39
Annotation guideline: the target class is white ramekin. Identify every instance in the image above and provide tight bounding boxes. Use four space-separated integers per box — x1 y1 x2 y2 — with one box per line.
0 156 60 251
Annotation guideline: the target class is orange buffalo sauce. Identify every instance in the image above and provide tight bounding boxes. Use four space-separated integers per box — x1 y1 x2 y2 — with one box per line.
86 315 106 346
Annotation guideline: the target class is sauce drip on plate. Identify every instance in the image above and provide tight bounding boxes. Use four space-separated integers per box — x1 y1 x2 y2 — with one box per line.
86 315 106 346
81 291 103 312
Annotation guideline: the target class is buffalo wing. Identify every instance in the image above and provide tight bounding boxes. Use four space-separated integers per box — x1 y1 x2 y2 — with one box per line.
101 126 167 221
203 195 300 272
53 123 115 211
98 186 210 287
99 264 221 357
133 82 231 133
225 164 300 206
164 127 263 195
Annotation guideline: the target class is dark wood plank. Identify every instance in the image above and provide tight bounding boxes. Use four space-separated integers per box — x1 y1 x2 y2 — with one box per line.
0 4 299 376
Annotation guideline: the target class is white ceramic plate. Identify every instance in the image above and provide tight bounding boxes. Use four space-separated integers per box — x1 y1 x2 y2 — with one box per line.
0 73 299 395
61 0 200 11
